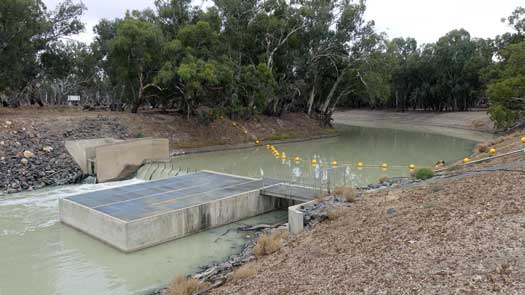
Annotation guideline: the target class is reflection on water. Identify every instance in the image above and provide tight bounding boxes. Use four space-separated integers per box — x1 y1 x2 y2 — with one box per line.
168 125 477 186
0 182 287 295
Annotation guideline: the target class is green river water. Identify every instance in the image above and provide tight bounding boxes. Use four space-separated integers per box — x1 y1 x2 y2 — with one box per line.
0 125 478 295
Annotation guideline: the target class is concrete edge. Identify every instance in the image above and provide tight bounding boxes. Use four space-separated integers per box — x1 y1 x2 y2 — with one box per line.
124 189 278 252
201 170 260 181
126 187 264 224
59 198 129 252
288 200 317 235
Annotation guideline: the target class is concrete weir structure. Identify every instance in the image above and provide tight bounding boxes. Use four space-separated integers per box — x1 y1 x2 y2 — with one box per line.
60 171 299 252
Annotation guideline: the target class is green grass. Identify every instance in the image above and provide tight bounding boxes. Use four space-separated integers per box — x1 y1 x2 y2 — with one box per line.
415 168 434 180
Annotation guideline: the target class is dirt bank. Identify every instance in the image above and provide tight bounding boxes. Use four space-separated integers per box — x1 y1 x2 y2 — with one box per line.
209 132 525 295
0 107 333 193
333 109 495 142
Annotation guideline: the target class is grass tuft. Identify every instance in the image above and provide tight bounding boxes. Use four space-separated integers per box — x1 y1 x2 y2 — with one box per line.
378 175 390 184
327 207 345 221
166 276 209 295
477 143 489 153
253 231 288 257
334 186 357 203
415 168 434 180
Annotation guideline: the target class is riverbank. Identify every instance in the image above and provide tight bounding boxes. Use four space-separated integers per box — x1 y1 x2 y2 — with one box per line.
333 109 495 142
0 107 334 193
199 131 525 295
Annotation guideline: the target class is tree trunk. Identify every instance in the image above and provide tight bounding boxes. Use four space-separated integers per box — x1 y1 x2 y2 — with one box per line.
307 85 316 116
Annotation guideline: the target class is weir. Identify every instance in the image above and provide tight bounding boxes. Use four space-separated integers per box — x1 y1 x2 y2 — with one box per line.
59 171 316 252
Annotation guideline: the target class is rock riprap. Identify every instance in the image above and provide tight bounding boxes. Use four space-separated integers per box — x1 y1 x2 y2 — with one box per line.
0 116 130 194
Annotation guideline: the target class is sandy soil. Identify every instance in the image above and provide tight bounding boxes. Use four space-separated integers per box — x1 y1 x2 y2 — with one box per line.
333 110 495 142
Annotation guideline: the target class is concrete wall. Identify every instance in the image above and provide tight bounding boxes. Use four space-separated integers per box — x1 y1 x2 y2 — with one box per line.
95 138 170 183
288 200 317 235
65 138 121 173
125 190 280 252
59 198 128 250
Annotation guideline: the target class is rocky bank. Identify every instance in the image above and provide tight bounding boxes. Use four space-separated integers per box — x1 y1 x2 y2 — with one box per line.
0 116 130 194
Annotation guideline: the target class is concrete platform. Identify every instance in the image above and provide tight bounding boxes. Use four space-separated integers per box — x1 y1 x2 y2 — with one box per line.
60 171 289 252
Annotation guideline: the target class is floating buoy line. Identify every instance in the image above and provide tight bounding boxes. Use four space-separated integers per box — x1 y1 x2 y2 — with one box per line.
231 120 525 173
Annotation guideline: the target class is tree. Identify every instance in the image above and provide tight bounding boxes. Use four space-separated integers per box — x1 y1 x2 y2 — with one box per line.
108 13 164 113
0 0 85 106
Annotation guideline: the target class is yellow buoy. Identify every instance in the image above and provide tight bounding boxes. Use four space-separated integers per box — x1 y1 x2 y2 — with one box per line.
232 122 237 127
281 152 287 160
357 162 364 168
266 144 271 149
311 159 318 165
331 160 338 166
243 130 248 134
381 163 389 169
255 140 260 145
295 156 301 162
489 148 496 155
409 164 416 170
463 157 471 164
521 137 525 144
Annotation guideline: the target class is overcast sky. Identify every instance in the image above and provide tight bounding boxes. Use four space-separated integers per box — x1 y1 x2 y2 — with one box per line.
43 0 522 45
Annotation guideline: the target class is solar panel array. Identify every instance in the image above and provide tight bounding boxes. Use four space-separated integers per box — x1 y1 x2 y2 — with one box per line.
66 172 265 221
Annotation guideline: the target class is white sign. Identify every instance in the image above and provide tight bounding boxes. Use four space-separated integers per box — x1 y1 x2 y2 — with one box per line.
68 95 80 102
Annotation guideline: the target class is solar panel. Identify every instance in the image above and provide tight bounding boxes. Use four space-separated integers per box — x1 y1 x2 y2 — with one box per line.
64 171 264 221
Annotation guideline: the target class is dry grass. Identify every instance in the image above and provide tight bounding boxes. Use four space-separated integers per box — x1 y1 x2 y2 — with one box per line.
334 186 357 203
253 231 288 257
166 276 209 295
231 264 257 282
314 192 329 203
477 143 489 153
378 175 390 184
326 207 345 221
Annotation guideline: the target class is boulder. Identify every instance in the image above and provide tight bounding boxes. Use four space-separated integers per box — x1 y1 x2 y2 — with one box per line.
23 150 35 158
21 158 29 165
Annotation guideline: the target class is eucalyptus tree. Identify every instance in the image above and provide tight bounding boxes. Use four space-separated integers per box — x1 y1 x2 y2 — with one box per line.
108 12 165 113
0 0 85 107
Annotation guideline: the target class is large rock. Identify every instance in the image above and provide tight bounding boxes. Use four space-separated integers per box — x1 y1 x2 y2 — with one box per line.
23 150 35 158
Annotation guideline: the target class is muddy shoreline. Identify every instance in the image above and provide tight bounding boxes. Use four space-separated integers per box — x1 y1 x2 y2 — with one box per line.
333 109 495 142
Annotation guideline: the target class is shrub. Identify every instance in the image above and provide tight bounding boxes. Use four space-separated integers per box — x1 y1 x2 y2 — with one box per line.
166 276 209 295
327 207 345 221
253 231 287 257
135 131 145 138
477 143 489 153
231 264 257 282
378 175 390 184
334 186 357 203
415 168 434 180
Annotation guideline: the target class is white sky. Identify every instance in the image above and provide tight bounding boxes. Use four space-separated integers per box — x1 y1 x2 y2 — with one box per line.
43 0 522 45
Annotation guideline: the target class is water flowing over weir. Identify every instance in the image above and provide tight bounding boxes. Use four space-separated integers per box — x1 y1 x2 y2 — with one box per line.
0 125 479 295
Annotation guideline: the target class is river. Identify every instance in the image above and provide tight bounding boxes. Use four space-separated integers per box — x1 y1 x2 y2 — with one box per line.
0 125 478 295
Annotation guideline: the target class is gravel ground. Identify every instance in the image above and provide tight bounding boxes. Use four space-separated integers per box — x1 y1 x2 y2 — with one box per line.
211 164 525 294
0 115 130 193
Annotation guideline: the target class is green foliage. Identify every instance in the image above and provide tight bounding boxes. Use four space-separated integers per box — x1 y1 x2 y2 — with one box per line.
2 0 525 131
487 76 525 129
415 168 435 180
0 0 85 105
